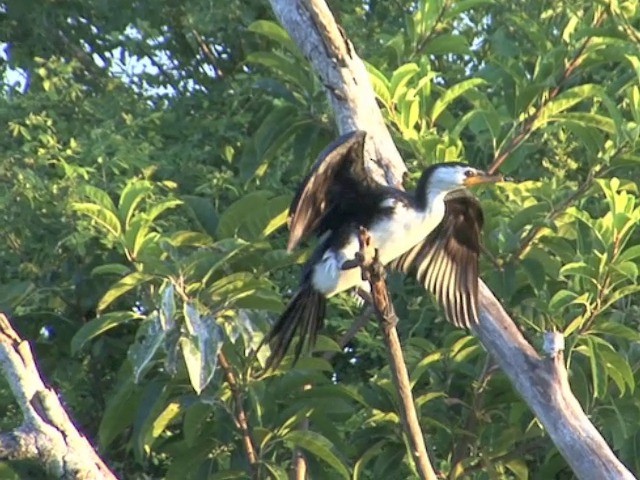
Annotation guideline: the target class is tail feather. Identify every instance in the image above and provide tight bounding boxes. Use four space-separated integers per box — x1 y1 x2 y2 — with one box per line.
264 284 326 370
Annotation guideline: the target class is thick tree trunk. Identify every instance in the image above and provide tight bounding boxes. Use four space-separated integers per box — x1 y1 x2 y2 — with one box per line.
267 1 636 479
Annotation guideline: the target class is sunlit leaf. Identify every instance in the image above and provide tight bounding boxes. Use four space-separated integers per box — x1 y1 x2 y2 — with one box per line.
72 202 122 238
118 180 153 228
128 311 166 383
430 78 486 124
97 272 155 312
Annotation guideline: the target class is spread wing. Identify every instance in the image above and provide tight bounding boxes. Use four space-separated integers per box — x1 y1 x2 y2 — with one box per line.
287 130 383 252
389 194 484 328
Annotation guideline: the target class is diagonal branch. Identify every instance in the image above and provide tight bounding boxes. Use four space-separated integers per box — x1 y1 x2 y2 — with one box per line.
0 313 117 479
268 1 635 478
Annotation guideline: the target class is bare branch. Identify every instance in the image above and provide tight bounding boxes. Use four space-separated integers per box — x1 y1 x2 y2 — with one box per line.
268 1 636 478
0 313 118 479
348 227 438 480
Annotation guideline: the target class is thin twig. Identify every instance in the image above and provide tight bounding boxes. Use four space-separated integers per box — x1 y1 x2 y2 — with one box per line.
449 357 498 473
512 167 602 261
191 29 225 77
322 303 375 362
414 0 450 56
488 11 607 175
348 227 438 480
292 383 312 480
218 352 259 476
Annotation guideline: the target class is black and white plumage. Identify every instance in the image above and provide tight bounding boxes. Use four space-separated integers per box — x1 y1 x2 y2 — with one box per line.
265 130 502 368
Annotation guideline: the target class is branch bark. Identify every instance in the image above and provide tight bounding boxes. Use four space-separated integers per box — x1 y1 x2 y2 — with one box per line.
348 227 438 480
0 313 118 479
268 0 406 188
268 1 636 478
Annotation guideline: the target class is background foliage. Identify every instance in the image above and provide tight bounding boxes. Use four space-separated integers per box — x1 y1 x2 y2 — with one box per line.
1 0 640 478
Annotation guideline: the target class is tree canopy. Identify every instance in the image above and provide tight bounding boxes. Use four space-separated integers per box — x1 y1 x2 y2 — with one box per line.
1 0 640 478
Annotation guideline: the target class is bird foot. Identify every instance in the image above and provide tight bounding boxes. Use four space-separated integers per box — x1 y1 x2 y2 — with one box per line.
341 251 365 270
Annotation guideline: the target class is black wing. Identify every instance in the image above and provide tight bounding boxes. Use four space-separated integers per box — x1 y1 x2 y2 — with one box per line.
287 130 384 252
389 194 484 329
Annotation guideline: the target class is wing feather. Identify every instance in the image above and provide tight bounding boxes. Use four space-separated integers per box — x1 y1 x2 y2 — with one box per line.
389 195 484 328
287 130 383 252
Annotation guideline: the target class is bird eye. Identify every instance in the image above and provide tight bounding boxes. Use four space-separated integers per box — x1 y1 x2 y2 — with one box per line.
464 169 475 177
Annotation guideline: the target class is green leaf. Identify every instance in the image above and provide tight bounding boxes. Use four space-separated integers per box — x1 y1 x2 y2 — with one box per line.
521 257 546 291
233 289 284 312
160 283 176 329
445 0 494 19
505 459 529 480
576 337 606 399
552 112 616 135
245 194 291 239
618 244 640 263
248 20 302 58
183 402 212 447
118 180 153 228
169 230 214 248
430 78 486 124
390 63 419 103
145 199 183 224
598 347 634 395
128 312 167 383
415 391 446 408
72 202 122 238
354 440 386 480
410 351 444 387
283 430 350 479
0 281 35 310
423 34 470 55
99 377 141 448
559 261 595 280
549 289 579 313
132 382 167 460
216 191 273 239
182 195 218 237
246 51 313 93
91 263 131 277
144 400 183 452
71 311 139 354
366 62 391 106
80 185 118 213
97 272 155 312
262 463 289 480
180 307 222 394
600 284 640 311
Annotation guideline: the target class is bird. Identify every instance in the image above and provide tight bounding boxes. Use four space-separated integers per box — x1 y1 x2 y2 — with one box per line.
264 130 503 368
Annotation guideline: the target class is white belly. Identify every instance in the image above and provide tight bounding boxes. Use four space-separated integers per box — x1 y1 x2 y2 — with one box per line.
311 199 445 296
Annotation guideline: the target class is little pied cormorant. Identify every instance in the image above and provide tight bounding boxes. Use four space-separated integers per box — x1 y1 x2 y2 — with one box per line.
265 130 503 368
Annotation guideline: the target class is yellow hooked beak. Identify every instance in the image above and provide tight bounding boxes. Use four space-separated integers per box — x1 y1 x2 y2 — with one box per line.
463 171 504 187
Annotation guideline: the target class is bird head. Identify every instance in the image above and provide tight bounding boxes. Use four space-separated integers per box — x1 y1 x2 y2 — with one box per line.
423 163 502 192
416 163 503 207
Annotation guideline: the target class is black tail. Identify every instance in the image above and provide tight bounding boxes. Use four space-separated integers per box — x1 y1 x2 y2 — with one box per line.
264 283 326 370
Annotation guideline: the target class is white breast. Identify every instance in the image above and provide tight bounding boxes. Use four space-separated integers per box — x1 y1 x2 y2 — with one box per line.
311 195 446 296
